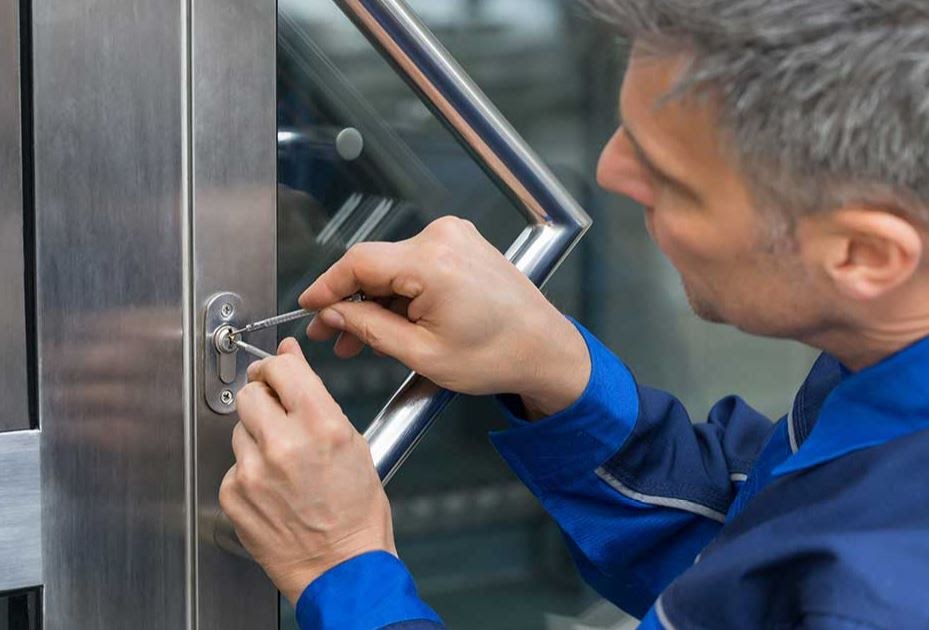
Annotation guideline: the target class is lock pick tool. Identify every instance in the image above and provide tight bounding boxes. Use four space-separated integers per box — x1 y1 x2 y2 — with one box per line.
228 292 366 359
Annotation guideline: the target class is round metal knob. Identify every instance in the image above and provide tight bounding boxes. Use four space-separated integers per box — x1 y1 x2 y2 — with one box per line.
335 127 364 161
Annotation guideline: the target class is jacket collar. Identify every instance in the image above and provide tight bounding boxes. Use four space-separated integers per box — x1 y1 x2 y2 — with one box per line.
773 334 929 478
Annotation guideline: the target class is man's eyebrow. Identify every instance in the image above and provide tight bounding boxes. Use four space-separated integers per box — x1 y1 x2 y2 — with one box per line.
623 125 699 199
624 127 675 184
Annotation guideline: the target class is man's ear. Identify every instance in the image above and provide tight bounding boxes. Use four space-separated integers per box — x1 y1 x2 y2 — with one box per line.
800 208 924 301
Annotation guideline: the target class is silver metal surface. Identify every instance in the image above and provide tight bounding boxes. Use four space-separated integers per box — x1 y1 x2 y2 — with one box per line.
0 431 41 591
204 293 251 414
332 0 593 483
0 0 30 432
33 0 189 624
192 0 279 621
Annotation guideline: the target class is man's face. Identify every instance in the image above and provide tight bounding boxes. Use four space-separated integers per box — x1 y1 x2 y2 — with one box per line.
597 50 831 339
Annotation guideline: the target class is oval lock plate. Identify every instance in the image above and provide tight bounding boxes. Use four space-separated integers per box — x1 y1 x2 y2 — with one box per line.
204 292 250 414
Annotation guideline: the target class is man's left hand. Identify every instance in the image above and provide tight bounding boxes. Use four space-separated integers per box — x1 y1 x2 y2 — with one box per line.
219 337 396 605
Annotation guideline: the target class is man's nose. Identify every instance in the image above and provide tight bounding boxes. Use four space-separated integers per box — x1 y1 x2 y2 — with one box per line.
596 128 654 209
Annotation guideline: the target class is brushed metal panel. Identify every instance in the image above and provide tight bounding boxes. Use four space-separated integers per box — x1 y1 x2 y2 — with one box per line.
192 0 279 625
0 0 30 432
33 0 189 626
0 431 41 592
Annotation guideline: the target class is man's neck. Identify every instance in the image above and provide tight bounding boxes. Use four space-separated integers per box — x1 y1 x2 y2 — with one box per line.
809 310 929 372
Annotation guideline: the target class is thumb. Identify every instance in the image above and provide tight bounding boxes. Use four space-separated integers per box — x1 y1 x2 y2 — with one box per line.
277 336 306 361
322 301 429 367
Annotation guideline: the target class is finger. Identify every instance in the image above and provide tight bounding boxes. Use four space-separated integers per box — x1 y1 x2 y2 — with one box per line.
316 300 430 366
231 421 261 464
306 314 339 342
277 336 304 357
235 382 285 445
298 241 424 311
218 465 263 540
247 351 329 414
333 331 365 358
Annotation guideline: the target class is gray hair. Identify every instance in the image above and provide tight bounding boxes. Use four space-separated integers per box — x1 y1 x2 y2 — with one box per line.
586 0 929 227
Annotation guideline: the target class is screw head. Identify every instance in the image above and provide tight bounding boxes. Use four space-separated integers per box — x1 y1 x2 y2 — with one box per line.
220 389 234 405
220 303 235 319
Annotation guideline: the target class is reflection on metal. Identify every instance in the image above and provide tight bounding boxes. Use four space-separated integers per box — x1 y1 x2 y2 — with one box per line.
211 511 252 562
0 431 41 592
0 0 30 432
330 0 593 483
192 0 280 621
33 0 189 623
204 293 251 414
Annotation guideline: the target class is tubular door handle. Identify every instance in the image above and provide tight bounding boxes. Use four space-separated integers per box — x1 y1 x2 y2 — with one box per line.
216 0 591 561
330 0 591 484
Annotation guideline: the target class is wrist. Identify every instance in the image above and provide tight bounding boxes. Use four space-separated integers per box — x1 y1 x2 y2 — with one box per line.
276 547 397 606
517 315 591 419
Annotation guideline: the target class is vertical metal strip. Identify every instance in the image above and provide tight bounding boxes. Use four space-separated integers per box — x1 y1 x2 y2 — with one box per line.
181 0 196 625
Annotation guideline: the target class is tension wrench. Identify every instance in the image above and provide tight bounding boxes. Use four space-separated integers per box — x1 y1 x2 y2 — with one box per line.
233 339 274 360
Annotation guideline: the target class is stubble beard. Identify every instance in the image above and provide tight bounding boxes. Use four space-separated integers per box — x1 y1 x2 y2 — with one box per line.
680 277 727 324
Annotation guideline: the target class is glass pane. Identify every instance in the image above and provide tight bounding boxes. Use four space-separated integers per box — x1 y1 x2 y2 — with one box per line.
0 589 41 630
277 2 818 629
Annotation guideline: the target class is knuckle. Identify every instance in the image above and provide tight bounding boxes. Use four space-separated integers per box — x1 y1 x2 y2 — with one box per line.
266 436 303 469
237 382 260 401
218 476 238 509
234 460 261 489
317 418 354 448
357 320 382 349
344 242 371 270
429 215 468 238
430 243 460 278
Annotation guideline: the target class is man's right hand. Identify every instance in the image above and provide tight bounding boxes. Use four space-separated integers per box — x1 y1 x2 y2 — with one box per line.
300 216 591 418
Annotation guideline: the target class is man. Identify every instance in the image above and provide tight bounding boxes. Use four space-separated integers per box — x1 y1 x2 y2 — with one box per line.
218 1 929 628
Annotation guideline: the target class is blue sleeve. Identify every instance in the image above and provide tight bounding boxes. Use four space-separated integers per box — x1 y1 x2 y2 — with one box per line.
491 321 776 619
295 551 444 630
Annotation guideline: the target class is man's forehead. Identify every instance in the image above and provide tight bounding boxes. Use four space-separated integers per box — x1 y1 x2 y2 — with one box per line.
619 50 745 202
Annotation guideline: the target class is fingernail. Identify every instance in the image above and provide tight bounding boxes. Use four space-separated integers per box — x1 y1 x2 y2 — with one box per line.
320 308 344 329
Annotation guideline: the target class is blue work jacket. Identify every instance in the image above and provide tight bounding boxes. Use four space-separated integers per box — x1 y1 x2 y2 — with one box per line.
295 322 929 629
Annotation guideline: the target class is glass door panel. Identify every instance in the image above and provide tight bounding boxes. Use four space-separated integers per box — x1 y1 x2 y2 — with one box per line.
277 2 590 628
278 1 816 629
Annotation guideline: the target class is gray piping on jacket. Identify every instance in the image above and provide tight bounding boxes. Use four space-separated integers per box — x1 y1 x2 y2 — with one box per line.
787 408 799 454
729 472 748 482
596 468 727 524
655 595 679 630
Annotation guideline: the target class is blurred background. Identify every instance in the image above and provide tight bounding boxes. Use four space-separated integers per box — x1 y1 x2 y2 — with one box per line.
275 1 818 628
